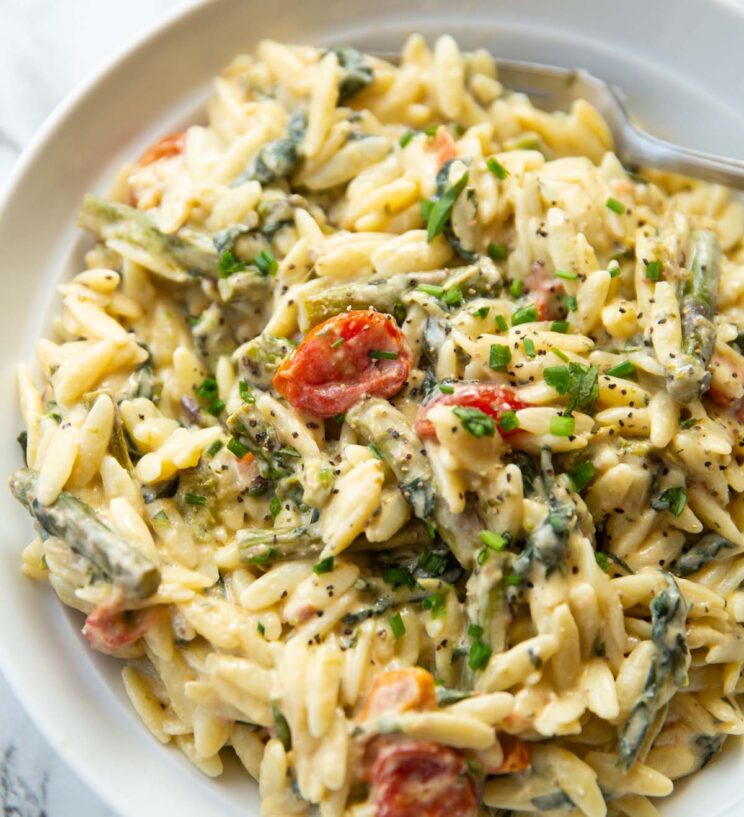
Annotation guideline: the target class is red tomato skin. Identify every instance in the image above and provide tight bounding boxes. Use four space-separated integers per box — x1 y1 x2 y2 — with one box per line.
136 131 186 167
369 739 478 817
273 311 412 417
526 261 564 321
415 383 527 439
83 600 156 655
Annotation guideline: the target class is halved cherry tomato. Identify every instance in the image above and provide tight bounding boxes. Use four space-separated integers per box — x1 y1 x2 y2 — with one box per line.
136 131 186 168
83 597 156 655
273 310 412 417
432 127 457 168
490 735 531 774
360 668 436 721
415 382 527 439
370 739 477 817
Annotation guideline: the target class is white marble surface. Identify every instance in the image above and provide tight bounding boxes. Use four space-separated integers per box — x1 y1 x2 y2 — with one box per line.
0 2 192 814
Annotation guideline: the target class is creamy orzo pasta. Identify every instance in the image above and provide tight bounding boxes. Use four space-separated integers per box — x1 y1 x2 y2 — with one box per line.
11 34 744 817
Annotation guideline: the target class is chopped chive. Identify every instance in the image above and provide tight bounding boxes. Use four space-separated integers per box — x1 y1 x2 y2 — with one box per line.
399 130 415 148
333 413 346 424
443 285 463 306
509 278 524 298
606 360 636 378
368 443 384 460
644 260 663 281
257 622 266 635
468 624 484 639
390 612 406 639
489 343 511 370
486 156 509 180
383 566 416 590
679 415 698 430
424 124 439 137
595 552 610 572
227 437 249 458
487 242 508 261
269 496 281 517
453 406 495 437
313 557 335 575
498 410 519 432
207 398 225 416
418 283 445 298
439 383 455 394
495 314 508 332
152 510 169 524
566 295 578 312
511 304 538 326
184 493 207 506
479 530 507 551
472 306 490 319
555 269 578 281
468 639 492 670
369 349 399 360
196 376 218 399
605 196 626 214
504 573 523 586
608 265 621 278
477 547 489 565
523 337 536 358
331 337 345 349
219 249 246 277
552 348 570 363
239 380 256 404
206 439 224 457
551 320 569 333
255 249 278 276
423 592 446 618
568 461 597 492
550 415 575 436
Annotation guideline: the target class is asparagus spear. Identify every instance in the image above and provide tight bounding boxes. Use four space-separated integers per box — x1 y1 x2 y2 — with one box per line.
236 334 294 386
238 520 431 564
618 571 689 768
77 195 219 280
226 403 299 481
297 272 446 330
346 398 435 519
667 230 720 403
10 469 160 599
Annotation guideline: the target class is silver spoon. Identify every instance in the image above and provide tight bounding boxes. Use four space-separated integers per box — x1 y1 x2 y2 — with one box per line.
493 59 744 189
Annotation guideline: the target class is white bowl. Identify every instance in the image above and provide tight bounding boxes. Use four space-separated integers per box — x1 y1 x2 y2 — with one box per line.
1 1 743 815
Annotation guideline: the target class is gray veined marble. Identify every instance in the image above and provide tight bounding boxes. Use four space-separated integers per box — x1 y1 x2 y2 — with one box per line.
0 2 192 813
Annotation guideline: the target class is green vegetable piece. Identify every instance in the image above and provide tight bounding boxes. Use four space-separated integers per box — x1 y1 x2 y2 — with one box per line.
453 406 495 437
652 486 688 517
550 415 575 436
489 343 511 370
487 243 508 261
486 157 509 180
390 612 406 639
498 411 519 432
426 170 469 242
227 437 249 458
313 557 335 575
468 639 492 670
479 530 507 551
607 360 636 378
568 461 597 492
511 304 538 326
605 196 626 214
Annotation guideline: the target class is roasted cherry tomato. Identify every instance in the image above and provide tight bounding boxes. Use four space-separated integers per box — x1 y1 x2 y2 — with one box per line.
83 598 156 655
415 382 527 439
273 310 412 417
491 735 532 774
136 131 186 168
370 739 477 817
360 667 436 721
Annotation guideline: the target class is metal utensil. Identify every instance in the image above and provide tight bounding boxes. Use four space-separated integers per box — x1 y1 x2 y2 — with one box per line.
491 59 744 189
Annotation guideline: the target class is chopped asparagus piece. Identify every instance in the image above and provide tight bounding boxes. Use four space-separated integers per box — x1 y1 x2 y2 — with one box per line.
667 230 720 403
10 469 160 599
298 272 446 330
226 403 298 481
190 303 237 369
618 571 689 768
346 398 435 519
77 195 219 280
236 334 294 386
